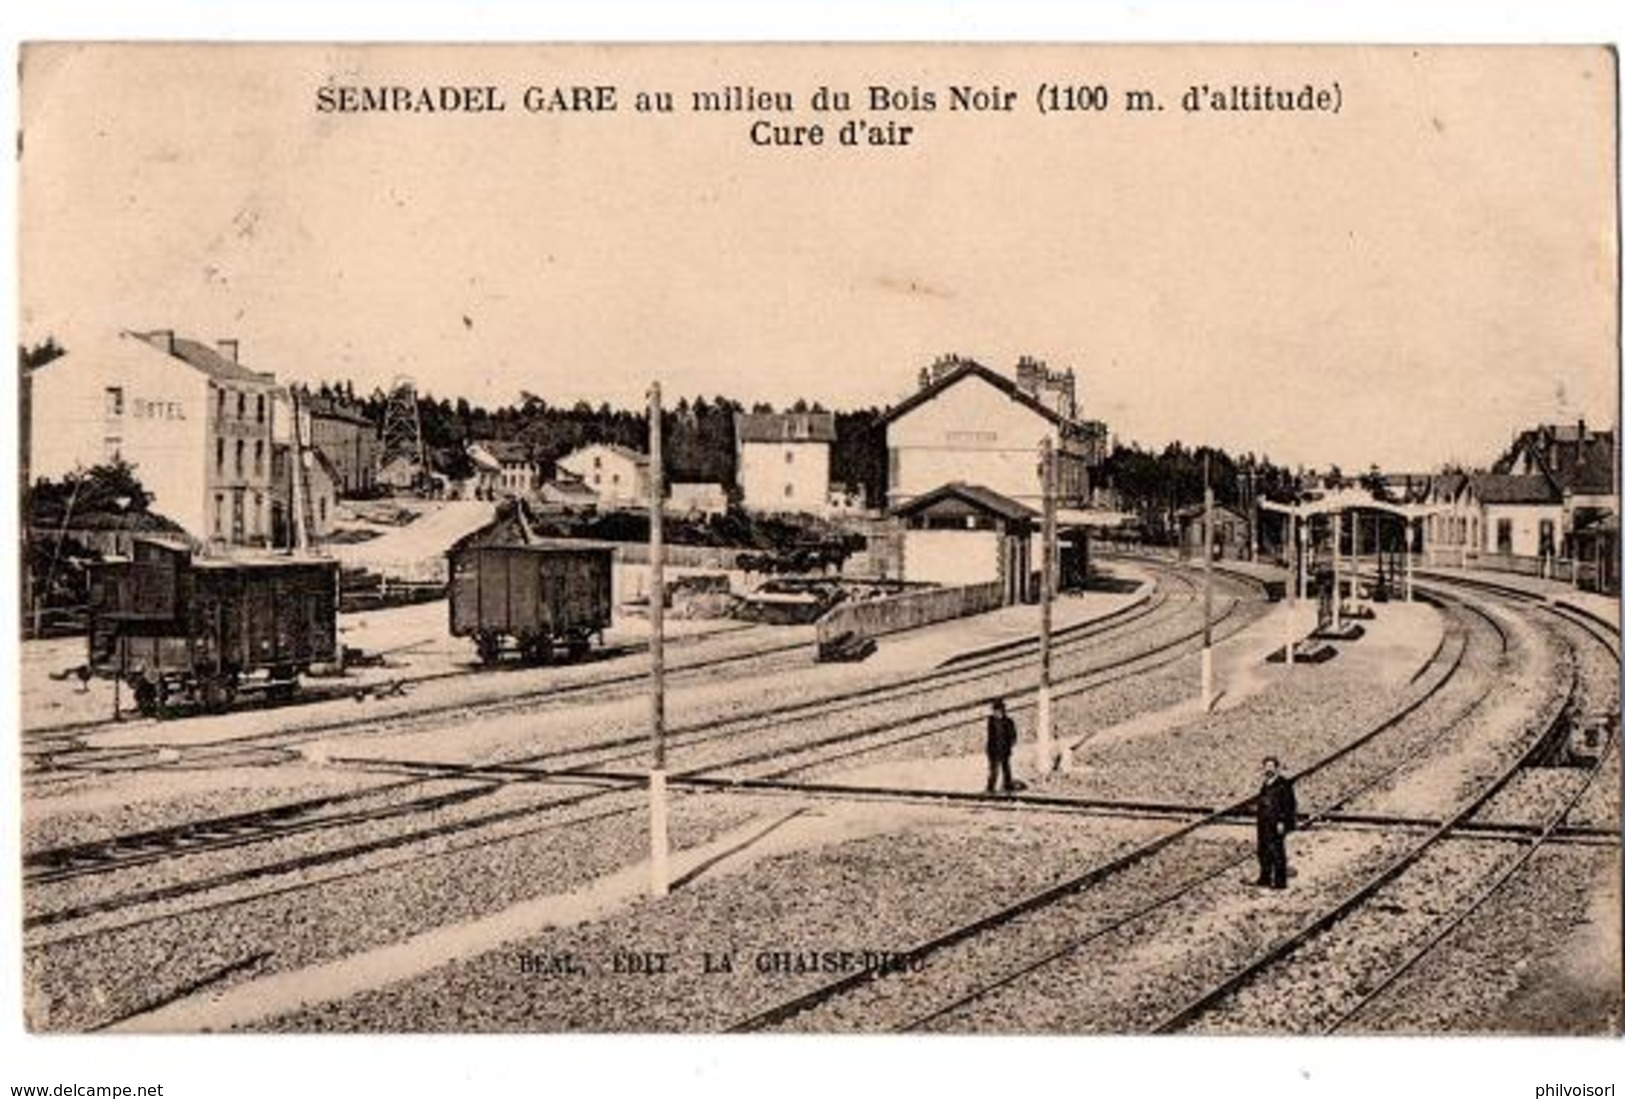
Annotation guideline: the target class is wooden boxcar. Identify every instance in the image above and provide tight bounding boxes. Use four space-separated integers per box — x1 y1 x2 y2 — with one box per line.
88 539 340 715
448 540 615 664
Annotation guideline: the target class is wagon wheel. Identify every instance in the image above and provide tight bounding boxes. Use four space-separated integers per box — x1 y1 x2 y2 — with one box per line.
521 635 554 665
133 678 159 718
475 633 502 665
202 675 238 713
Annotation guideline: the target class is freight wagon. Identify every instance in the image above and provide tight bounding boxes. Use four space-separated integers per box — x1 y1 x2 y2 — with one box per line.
87 539 341 716
448 540 615 664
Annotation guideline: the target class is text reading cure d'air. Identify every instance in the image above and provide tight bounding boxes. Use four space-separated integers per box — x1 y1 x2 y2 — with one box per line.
314 80 1344 148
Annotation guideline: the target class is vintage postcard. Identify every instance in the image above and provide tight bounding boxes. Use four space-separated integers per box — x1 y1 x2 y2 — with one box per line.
13 42 1621 1056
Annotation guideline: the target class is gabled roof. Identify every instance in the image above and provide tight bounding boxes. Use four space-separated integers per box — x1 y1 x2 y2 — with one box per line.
878 360 1072 429
1466 473 1562 506
1427 473 1468 501
735 411 837 444
470 439 534 465
1499 424 1617 496
1174 503 1249 524
893 481 1038 523
129 331 277 385
563 442 650 467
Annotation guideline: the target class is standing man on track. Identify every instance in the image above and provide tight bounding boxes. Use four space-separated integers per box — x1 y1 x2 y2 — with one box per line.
985 698 1018 794
1253 755 1298 888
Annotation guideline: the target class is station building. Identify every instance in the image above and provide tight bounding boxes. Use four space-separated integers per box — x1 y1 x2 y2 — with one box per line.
28 329 281 548
880 355 1107 510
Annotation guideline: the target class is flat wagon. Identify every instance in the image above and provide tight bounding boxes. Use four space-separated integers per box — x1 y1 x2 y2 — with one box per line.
448 539 615 664
87 539 340 716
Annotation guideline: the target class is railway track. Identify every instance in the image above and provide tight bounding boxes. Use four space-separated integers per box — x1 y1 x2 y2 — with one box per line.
24 563 1256 931
725 581 1585 1031
1156 604 1615 1034
26 564 1199 784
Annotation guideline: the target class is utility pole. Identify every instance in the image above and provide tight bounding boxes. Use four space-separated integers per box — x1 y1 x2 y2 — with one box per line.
1332 509 1343 632
1036 437 1056 776
648 382 669 898
1201 453 1214 711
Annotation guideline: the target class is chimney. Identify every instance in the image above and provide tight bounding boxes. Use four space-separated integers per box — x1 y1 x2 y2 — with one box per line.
217 338 239 364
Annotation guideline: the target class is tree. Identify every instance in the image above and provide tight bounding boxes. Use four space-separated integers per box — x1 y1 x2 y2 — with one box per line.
28 459 154 525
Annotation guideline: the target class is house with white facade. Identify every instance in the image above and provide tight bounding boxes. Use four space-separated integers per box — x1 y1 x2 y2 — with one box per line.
880 355 1106 510
467 439 541 499
1496 421 1618 556
1463 473 1564 558
29 329 281 547
734 412 836 515
556 442 651 506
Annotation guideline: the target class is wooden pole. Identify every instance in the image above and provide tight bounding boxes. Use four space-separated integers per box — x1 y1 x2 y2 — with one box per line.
1036 437 1056 775
648 382 669 897
1201 454 1214 710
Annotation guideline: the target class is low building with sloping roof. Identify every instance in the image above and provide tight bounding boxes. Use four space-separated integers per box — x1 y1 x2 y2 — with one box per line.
1463 472 1564 558
893 481 1037 605
468 439 541 498
556 442 651 507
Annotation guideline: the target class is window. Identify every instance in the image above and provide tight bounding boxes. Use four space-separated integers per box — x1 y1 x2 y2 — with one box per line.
1539 519 1556 557
105 386 124 417
217 388 227 419
213 493 224 534
319 498 328 524
593 455 602 469
237 392 246 420
253 440 264 477
784 483 794 498
216 437 226 472
235 439 245 477
785 450 794 464
103 437 122 462
1496 519 1512 555
252 492 262 536
256 394 265 423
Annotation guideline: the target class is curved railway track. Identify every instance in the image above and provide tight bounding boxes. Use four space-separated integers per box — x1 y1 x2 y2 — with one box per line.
24 563 1263 933
25 562 1204 783
726 580 1601 1032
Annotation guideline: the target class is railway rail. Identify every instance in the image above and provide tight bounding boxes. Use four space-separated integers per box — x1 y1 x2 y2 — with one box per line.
25 563 1257 932
726 580 1601 1031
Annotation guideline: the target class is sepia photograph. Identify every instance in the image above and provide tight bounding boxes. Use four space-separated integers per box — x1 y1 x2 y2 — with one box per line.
7 26 1623 1094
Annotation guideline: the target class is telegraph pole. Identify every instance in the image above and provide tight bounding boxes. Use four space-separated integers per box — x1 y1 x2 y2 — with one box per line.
1036 437 1056 775
648 382 669 897
1332 510 1343 632
1201 453 1215 710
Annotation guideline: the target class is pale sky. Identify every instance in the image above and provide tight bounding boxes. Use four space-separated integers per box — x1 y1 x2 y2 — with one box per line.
19 43 1619 472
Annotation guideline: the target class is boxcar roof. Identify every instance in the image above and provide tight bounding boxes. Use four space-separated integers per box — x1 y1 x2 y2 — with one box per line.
454 538 619 555
190 553 340 570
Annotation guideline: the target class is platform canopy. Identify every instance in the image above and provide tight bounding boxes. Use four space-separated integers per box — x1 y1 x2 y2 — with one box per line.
1258 486 1444 521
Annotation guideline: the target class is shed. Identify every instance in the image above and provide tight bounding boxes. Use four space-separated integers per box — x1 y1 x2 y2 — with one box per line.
893 482 1036 605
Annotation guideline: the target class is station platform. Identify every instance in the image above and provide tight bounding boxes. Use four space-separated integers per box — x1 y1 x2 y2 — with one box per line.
1414 566 1619 630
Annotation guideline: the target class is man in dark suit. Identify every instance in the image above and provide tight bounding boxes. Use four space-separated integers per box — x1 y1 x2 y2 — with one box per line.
1254 755 1298 888
985 698 1018 794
